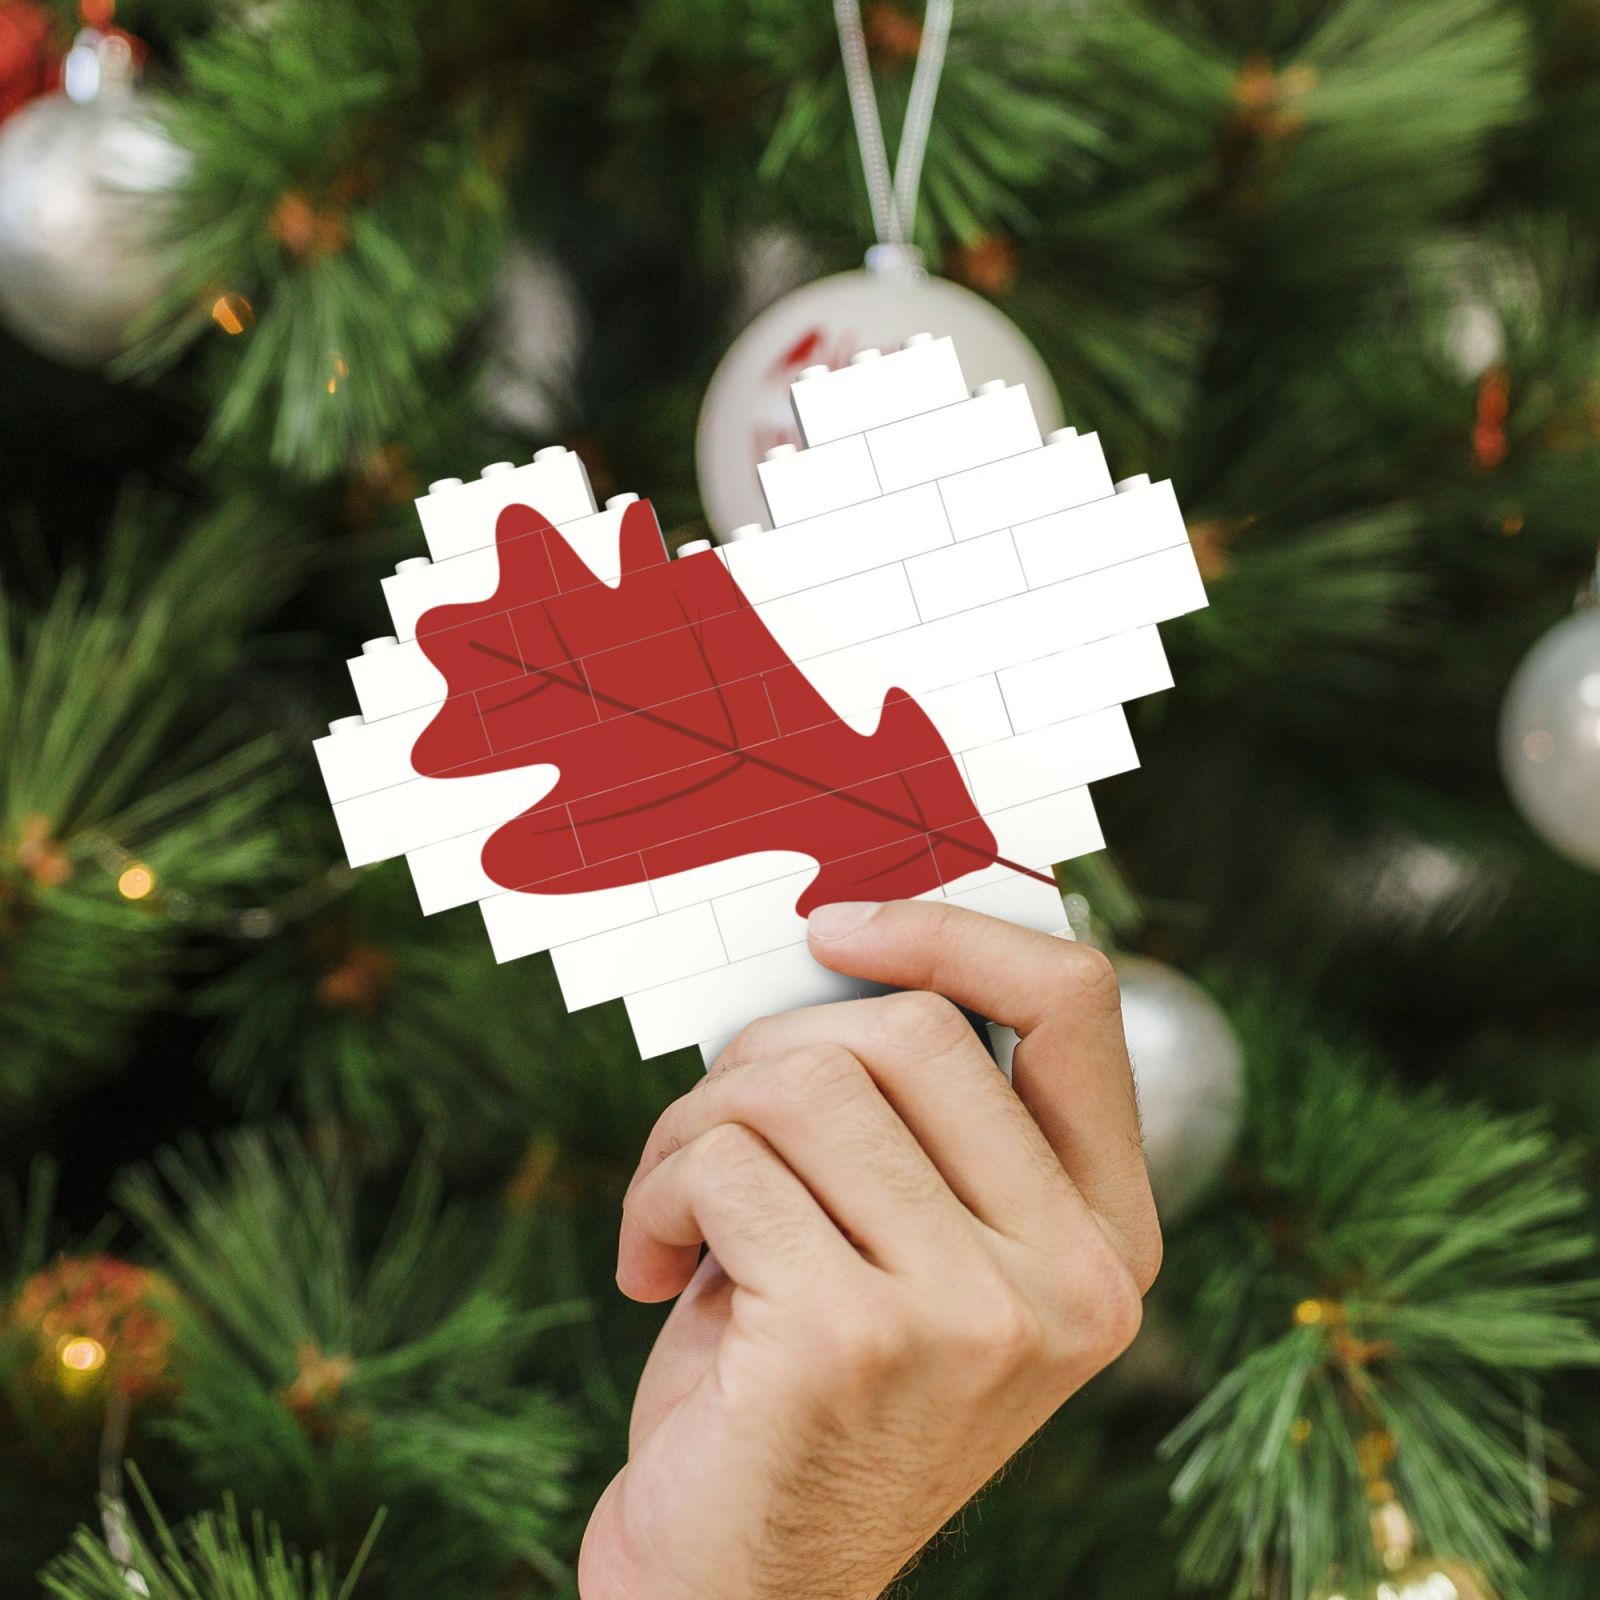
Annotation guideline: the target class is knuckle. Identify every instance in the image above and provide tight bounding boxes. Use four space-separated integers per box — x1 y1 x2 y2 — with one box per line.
692 1121 769 1185
1067 1238 1144 1362
986 1294 1048 1374
767 1044 870 1116
878 988 969 1055
1062 943 1122 1017
1131 1207 1164 1296
942 1280 1046 1378
926 897 985 947
636 1104 679 1171
816 1292 912 1380
716 1015 775 1072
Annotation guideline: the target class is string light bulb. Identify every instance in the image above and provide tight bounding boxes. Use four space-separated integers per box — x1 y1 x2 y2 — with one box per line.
58 1334 107 1373
116 862 155 900
210 292 252 335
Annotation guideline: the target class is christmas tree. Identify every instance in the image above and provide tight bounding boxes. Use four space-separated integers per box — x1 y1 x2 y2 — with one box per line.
3 0 1600 1596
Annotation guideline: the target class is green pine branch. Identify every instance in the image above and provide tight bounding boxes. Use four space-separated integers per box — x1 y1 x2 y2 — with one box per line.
1161 993 1600 1599
0 500 298 1109
119 0 525 478
196 846 692 1164
117 1129 585 1599
44 1468 383 1600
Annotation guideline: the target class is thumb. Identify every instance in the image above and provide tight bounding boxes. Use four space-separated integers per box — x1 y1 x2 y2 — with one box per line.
805 897 1097 1037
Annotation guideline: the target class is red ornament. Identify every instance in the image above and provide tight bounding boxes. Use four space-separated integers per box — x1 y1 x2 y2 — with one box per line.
1473 365 1510 470
409 500 1016 914
0 1 56 125
10 1254 175 1398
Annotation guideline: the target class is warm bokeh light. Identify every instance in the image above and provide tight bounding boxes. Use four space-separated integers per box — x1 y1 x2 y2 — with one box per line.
58 1335 107 1373
117 863 155 899
211 293 253 335
326 354 349 394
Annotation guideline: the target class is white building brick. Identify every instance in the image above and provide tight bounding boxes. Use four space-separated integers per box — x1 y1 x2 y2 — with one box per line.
314 703 461 804
348 637 449 722
946 871 1065 933
626 944 865 1059
710 871 814 961
789 336 968 448
723 482 952 605
802 543 1206 713
940 787 1104 893
481 878 660 964
551 903 727 1010
416 448 597 562
905 529 1027 622
936 431 1114 541
866 384 1041 495
333 764 558 868
382 546 502 641
998 626 1172 734
1011 477 1189 589
961 705 1138 814
406 826 498 914
756 434 881 526
757 562 921 664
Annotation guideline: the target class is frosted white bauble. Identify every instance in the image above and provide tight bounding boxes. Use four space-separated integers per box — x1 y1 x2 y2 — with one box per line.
479 243 585 435
1115 956 1244 1223
1499 606 1600 872
0 81 185 366
697 263 1063 539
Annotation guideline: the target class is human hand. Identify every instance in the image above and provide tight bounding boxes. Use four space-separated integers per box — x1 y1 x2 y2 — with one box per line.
578 898 1161 1600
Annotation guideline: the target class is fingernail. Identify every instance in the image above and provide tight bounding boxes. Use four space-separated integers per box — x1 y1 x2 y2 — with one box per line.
806 901 881 940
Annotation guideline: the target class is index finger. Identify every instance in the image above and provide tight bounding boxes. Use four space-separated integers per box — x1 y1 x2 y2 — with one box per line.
805 899 1158 1288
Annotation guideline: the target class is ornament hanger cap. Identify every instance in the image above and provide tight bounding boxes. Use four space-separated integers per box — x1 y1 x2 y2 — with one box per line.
864 243 927 281
64 28 135 104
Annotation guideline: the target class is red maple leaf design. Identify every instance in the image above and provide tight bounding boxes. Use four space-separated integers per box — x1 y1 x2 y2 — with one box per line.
409 500 1023 915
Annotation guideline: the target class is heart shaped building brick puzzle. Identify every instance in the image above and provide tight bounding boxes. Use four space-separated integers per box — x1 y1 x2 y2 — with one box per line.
315 334 1208 1060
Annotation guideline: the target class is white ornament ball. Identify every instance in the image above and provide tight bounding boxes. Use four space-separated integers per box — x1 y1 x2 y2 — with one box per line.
697 265 1063 539
479 243 586 435
1115 956 1244 1224
0 83 186 366
1499 605 1600 871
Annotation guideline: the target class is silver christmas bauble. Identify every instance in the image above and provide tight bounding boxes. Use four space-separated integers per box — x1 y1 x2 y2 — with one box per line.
0 80 186 366
1115 956 1244 1223
1499 606 1600 872
696 262 1063 539
478 243 585 435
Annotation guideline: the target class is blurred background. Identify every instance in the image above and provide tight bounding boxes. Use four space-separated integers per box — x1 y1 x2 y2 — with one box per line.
2 1 1600 1597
